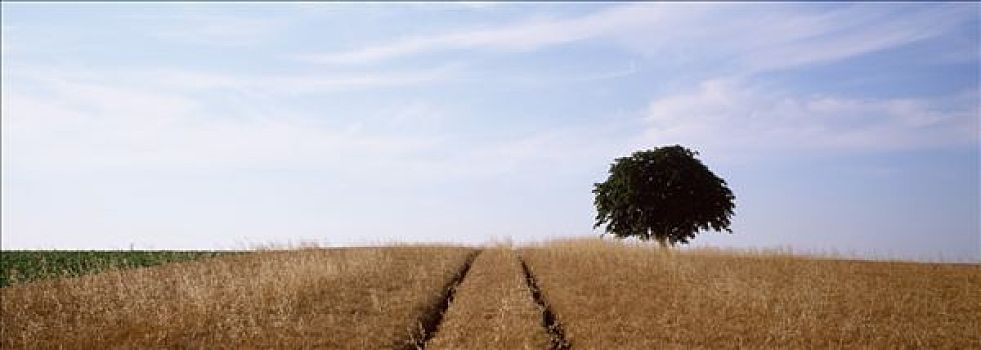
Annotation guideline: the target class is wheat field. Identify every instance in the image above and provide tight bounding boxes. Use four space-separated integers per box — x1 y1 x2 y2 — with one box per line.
1 246 474 349
521 240 981 349
2 240 979 349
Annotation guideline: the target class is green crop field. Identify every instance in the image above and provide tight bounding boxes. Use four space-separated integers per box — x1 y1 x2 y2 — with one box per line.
0 250 238 287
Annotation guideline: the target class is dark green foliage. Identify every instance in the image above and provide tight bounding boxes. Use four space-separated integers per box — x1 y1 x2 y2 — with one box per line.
593 145 735 246
0 251 238 287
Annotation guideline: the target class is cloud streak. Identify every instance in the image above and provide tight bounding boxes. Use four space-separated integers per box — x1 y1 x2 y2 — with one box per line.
297 3 974 75
645 78 979 157
1 63 620 181
0 70 444 173
149 65 462 95
132 13 288 47
294 4 664 64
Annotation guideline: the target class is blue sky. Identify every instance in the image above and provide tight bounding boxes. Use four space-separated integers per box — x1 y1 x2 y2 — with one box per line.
1 3 978 260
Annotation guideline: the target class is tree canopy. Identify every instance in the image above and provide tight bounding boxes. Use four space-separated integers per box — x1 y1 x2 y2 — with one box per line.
593 145 735 247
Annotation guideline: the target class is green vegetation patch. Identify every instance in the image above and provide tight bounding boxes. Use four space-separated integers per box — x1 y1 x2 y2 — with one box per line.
1 250 240 287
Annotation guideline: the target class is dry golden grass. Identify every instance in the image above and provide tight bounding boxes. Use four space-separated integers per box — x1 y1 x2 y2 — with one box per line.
427 247 551 350
521 239 981 349
6 240 976 349
1 246 475 349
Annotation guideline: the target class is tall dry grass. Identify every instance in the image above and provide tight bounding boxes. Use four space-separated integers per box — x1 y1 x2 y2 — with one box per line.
1 246 475 349
521 239 981 349
427 247 550 350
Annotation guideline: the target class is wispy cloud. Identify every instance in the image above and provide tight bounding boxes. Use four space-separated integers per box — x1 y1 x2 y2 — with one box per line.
645 78 979 157
735 4 972 73
296 3 973 75
1 62 615 181
149 65 461 95
131 13 287 47
1 60 640 193
0 69 446 172
294 4 663 64
4 63 461 99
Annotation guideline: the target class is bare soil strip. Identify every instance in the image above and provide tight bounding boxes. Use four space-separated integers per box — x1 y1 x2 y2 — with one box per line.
520 256 571 350
426 248 551 349
405 249 482 349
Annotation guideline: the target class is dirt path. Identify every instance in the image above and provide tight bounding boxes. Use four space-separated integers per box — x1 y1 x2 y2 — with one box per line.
520 257 571 349
404 249 482 349
425 248 564 349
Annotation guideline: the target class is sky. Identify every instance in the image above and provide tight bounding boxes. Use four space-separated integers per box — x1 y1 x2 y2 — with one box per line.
1 3 978 260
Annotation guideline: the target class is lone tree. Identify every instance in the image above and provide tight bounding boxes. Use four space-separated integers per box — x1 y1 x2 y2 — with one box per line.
593 145 735 247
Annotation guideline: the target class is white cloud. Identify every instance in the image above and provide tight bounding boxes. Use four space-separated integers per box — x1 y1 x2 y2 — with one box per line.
1 61 645 193
151 65 461 96
297 3 974 75
736 4 968 73
2 63 617 183
134 13 287 47
0 71 442 173
645 78 979 157
294 4 663 64
4 63 460 99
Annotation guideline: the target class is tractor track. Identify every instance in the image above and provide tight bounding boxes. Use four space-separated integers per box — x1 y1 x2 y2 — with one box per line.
520 257 571 350
404 249 482 350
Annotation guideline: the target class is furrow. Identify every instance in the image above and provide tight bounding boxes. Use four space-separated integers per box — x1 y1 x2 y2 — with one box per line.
520 257 571 350
426 248 551 349
404 249 482 350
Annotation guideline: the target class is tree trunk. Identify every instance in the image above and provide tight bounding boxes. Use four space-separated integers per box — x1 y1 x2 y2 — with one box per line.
655 236 669 249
